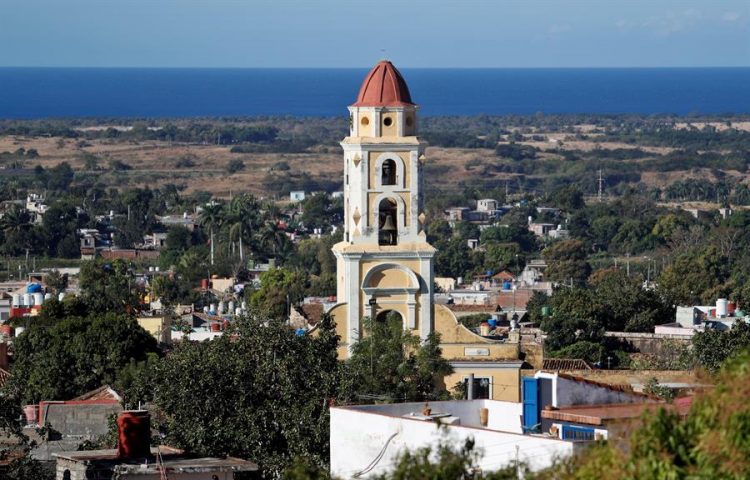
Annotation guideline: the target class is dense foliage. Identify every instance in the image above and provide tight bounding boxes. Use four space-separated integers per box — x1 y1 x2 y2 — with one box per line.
555 351 750 479
339 316 454 403
6 310 158 404
151 313 339 478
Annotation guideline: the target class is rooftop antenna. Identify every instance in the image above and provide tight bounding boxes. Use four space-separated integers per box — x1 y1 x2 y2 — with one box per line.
598 169 604 202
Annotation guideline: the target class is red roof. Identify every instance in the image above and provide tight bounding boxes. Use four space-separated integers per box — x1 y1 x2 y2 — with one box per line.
352 60 415 107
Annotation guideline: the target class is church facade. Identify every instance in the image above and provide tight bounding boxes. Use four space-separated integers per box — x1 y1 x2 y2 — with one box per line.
327 61 527 401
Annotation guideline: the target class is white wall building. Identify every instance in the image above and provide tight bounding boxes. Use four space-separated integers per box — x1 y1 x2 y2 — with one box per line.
330 400 583 478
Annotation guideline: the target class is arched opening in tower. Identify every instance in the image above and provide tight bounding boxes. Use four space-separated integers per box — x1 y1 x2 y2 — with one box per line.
381 159 397 186
376 309 403 328
378 198 398 246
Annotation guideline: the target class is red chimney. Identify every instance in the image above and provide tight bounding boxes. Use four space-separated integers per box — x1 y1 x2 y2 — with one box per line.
117 410 151 459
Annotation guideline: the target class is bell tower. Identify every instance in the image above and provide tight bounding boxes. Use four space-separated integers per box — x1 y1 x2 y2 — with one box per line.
332 60 435 356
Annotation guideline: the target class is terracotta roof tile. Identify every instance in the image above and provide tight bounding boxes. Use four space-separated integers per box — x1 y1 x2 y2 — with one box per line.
542 358 592 370
352 61 415 107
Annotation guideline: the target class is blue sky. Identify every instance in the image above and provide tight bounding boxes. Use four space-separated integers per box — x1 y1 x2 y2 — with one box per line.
1 0 748 67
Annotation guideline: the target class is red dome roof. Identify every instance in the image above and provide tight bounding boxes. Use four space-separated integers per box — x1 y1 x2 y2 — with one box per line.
352 60 414 107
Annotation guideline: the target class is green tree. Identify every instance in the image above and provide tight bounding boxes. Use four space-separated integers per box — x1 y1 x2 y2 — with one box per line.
299 193 341 232
259 221 292 262
372 439 520 480
691 321 750 373
552 185 585 211
249 268 309 320
151 313 339 478
542 239 591 286
0 205 34 256
79 259 142 313
225 193 259 262
556 350 750 479
658 245 728 305
5 313 158 404
198 201 224 266
340 316 453 403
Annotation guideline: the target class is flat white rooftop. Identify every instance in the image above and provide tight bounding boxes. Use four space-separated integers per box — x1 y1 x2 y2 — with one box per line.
330 400 584 478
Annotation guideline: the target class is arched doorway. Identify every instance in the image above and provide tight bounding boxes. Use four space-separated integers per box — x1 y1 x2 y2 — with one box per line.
373 309 404 335
376 309 403 324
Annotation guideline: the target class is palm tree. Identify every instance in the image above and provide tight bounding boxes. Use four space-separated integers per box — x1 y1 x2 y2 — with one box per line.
260 221 291 262
225 194 258 263
0 205 32 235
198 201 224 266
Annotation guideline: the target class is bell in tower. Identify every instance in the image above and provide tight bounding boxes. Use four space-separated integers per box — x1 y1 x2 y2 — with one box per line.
379 198 398 246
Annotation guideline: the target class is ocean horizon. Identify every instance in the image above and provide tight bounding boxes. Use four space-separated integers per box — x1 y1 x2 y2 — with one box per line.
0 67 748 119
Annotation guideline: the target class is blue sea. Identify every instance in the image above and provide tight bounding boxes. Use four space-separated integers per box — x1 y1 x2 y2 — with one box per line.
0 67 748 118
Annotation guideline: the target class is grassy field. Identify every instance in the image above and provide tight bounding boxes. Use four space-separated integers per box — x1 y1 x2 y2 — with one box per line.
1 117 748 199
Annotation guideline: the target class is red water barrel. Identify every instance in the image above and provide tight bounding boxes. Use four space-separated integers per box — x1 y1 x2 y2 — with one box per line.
0 325 13 337
200 279 209 290
23 405 38 425
117 411 151 459
728 301 737 316
210 322 221 332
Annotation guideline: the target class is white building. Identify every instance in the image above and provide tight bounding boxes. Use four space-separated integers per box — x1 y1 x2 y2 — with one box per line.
331 371 655 478
330 400 582 478
290 191 306 202
26 193 49 223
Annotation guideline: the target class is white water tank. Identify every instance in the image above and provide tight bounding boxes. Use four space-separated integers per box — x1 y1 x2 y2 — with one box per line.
58 292 65 302
15 327 24 337
717 298 728 318
32 293 44 306
235 307 242 316
11 294 20 307
228 301 235 315
22 294 32 307
218 301 225 314
44 293 53 302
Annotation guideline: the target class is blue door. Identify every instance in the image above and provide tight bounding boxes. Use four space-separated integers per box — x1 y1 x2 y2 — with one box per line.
522 377 539 431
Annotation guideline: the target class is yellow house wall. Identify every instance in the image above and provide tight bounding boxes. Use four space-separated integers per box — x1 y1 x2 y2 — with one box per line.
443 368 521 402
136 316 170 344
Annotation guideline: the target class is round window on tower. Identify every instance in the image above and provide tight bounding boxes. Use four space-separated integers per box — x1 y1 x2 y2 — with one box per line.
383 116 393 127
361 116 370 126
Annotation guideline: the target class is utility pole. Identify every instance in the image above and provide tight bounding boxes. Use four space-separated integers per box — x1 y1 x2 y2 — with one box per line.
598 169 604 202
505 181 509 198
